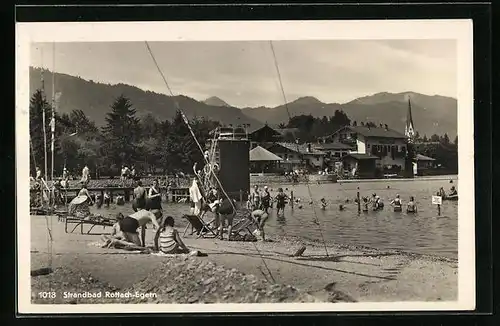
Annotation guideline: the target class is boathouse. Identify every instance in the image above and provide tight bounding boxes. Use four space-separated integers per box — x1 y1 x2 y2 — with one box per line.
249 145 283 174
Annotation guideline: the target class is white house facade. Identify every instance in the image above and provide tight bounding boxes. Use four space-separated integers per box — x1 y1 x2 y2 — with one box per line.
321 125 408 173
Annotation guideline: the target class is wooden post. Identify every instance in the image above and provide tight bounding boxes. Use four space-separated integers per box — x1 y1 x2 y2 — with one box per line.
357 189 361 214
290 191 294 209
438 204 441 216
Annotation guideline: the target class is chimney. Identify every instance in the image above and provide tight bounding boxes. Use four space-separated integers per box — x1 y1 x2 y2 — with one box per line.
384 124 388 130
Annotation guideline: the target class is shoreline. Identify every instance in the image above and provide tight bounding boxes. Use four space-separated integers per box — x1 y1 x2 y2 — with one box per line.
29 215 457 303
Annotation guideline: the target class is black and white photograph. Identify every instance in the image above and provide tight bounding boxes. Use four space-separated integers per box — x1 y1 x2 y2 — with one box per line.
16 20 475 313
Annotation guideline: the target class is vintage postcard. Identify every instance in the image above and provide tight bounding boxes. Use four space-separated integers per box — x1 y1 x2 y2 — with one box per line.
16 20 474 314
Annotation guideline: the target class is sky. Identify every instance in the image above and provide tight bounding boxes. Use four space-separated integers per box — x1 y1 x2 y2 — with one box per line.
30 40 457 108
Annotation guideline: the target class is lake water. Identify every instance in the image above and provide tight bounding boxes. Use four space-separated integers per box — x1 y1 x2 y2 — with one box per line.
89 176 459 259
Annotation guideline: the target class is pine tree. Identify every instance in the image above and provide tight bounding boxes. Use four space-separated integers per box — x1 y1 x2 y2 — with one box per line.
29 89 53 176
101 95 141 167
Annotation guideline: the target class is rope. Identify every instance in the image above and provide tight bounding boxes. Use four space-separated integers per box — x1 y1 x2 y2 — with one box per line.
269 41 330 258
144 41 277 283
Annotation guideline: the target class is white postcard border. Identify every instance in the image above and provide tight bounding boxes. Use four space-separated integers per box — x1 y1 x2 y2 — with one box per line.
16 19 475 314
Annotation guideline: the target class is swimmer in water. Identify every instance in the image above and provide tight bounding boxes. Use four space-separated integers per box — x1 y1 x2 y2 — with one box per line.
320 198 327 210
373 196 384 211
362 197 369 212
407 196 417 213
390 194 402 211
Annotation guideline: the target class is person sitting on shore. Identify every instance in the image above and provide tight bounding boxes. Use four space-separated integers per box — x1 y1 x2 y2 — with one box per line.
101 213 125 247
407 196 417 213
390 194 402 210
69 184 95 217
132 180 147 212
119 209 161 247
156 216 191 254
251 209 269 242
449 186 457 197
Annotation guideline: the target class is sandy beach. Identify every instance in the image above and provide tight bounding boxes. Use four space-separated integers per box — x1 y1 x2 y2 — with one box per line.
29 214 457 304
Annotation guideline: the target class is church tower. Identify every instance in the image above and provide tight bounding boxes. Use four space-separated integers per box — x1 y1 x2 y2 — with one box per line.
405 96 416 143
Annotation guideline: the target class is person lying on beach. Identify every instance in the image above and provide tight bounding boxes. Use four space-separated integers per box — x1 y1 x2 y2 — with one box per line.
251 209 269 241
156 216 191 254
119 209 161 247
407 196 417 213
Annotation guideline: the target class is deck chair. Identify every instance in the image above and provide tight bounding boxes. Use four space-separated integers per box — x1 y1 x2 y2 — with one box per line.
182 214 217 238
230 217 259 241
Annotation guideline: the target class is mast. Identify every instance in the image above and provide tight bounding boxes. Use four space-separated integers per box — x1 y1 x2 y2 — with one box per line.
41 50 48 187
51 43 56 182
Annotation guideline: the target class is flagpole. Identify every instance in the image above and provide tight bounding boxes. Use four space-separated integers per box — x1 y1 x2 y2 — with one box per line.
41 53 48 195
51 43 56 183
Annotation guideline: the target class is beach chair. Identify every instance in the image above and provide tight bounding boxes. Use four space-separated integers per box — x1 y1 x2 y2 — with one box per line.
182 214 217 238
230 217 259 240
65 215 116 235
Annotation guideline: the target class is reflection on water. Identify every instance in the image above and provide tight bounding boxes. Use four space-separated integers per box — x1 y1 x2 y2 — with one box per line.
90 177 459 259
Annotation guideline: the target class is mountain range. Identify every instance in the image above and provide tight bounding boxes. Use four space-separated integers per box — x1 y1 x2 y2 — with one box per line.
29 67 457 138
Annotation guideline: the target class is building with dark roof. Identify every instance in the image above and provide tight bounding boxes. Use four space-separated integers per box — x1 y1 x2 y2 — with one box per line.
265 142 326 171
320 124 409 176
249 145 283 173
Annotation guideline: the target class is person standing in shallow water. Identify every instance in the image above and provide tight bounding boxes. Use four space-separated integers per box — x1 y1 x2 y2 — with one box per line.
275 188 288 216
407 196 417 213
261 186 271 213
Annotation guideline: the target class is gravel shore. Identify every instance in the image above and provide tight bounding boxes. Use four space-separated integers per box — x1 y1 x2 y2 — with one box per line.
31 256 354 304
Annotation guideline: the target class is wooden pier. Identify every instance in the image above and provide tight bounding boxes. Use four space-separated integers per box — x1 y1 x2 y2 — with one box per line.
31 186 191 203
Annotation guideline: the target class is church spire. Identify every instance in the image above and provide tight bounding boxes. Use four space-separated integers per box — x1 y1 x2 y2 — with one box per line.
405 96 416 142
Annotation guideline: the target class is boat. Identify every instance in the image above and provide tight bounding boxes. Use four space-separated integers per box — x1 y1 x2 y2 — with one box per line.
442 195 458 201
